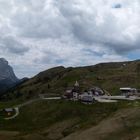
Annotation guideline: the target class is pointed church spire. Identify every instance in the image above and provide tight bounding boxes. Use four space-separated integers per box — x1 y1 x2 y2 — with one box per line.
74 81 79 87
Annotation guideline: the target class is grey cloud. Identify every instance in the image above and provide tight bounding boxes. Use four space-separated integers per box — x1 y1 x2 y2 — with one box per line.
57 0 140 54
102 40 140 54
0 36 29 55
35 49 66 65
14 0 46 11
12 12 71 39
113 4 122 9
0 0 13 16
10 0 140 55
11 1 71 39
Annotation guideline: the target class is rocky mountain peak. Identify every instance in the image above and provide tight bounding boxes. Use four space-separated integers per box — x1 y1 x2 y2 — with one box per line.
0 58 18 82
0 58 8 65
0 58 19 94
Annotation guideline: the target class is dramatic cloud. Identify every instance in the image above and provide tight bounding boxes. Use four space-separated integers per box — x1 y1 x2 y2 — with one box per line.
0 0 139 77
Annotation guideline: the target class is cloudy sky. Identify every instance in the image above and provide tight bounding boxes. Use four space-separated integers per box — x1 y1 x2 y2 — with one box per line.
0 0 140 78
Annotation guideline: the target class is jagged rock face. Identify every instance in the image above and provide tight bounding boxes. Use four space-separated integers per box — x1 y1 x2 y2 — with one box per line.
0 58 19 94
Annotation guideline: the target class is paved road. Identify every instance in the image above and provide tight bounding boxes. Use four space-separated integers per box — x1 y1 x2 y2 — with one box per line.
94 97 118 103
17 98 41 108
4 98 41 120
98 95 140 101
3 95 140 120
41 97 61 100
3 97 61 120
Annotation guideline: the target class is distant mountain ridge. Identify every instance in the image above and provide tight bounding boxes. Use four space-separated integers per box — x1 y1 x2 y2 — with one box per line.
0 58 19 94
4 59 140 100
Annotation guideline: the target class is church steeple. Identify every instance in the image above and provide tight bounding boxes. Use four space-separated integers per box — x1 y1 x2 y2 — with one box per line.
74 81 79 87
73 81 80 93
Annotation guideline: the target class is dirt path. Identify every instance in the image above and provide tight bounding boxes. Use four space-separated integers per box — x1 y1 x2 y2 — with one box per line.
0 131 19 140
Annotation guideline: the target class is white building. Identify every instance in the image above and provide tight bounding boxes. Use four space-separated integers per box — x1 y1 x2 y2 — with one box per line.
120 87 137 96
79 92 93 103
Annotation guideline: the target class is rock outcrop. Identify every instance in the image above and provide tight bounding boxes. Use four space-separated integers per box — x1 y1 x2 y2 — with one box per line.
0 58 19 94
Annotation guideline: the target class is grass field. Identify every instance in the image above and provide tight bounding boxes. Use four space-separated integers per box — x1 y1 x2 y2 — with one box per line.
0 99 139 140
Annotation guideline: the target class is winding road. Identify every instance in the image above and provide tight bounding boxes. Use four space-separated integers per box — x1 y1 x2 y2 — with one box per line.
3 96 61 120
3 95 140 120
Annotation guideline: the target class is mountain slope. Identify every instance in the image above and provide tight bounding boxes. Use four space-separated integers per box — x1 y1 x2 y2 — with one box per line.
0 60 140 140
0 100 140 140
62 107 140 140
0 100 129 139
5 60 140 99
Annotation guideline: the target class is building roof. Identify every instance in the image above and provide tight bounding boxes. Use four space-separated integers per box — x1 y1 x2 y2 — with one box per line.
5 108 13 112
120 87 137 90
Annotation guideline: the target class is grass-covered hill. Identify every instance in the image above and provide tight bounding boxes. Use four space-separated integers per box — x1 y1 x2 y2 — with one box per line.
0 99 140 140
3 60 140 100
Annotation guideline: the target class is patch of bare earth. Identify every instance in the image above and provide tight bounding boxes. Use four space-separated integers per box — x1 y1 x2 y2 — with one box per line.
0 119 78 140
0 131 19 140
62 108 140 140
18 134 46 140
41 119 78 140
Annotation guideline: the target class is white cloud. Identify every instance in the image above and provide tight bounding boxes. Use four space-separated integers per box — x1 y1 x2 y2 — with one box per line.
0 0 139 77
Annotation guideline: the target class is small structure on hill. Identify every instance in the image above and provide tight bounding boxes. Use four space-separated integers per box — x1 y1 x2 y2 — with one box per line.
4 108 14 116
78 87 105 103
89 87 105 96
120 87 139 97
64 89 73 99
0 108 15 117
79 90 93 103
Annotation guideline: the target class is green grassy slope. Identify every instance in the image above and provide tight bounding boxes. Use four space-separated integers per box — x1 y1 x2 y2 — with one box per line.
4 60 140 100
0 99 138 140
0 100 140 140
